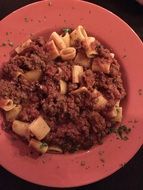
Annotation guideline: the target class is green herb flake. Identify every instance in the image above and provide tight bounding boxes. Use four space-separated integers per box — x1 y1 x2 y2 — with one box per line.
6 32 9 36
40 142 48 149
62 28 72 34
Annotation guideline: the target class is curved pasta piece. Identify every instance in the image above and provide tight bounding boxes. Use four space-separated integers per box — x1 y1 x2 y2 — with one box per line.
46 40 60 59
61 32 70 47
60 80 67 95
72 65 83 83
0 99 16 111
74 52 90 68
114 107 122 122
23 69 42 82
48 146 63 153
70 25 87 45
83 37 98 58
15 39 32 54
29 116 50 140
93 89 108 109
50 32 66 50
12 120 29 139
92 59 111 74
109 101 122 122
60 47 76 60
6 105 22 121
16 71 23 78
71 87 88 94
29 138 48 154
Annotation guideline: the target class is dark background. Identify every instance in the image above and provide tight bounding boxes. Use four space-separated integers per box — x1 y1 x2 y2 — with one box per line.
0 1 143 190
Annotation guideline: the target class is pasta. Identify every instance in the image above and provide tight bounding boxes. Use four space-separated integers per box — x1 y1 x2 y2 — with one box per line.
60 80 67 95
15 39 32 54
29 116 50 140
72 65 83 83
70 25 87 45
0 99 16 111
71 87 88 94
12 120 29 139
93 89 108 109
61 32 70 47
0 25 126 154
74 52 90 68
48 146 63 153
60 47 76 60
50 32 66 50
29 138 48 154
46 40 60 59
23 70 42 82
6 105 22 121
83 37 98 58
92 59 111 74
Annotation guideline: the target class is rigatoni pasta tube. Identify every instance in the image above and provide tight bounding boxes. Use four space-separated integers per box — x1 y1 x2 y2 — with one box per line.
15 39 32 54
29 116 50 140
83 37 97 58
6 105 22 121
60 47 76 60
12 120 29 139
71 87 88 94
93 89 107 109
50 32 66 50
72 65 83 83
0 99 16 111
113 107 122 122
61 32 70 47
29 138 48 154
70 25 87 45
23 69 42 82
92 59 111 74
60 80 67 95
108 101 120 118
46 40 60 59
74 52 90 68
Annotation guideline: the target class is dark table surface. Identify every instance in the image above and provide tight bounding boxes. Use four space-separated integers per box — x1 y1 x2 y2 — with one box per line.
0 1 143 190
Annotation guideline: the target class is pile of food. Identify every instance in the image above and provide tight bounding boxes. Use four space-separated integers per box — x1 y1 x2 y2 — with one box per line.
0 25 126 154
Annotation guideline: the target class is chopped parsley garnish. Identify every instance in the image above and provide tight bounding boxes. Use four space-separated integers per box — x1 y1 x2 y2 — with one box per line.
40 142 48 149
62 28 72 34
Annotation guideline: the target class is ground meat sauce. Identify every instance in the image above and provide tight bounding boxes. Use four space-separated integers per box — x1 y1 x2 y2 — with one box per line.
0 27 126 153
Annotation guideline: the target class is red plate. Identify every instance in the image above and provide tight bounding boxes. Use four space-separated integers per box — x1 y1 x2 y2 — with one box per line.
0 0 143 187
